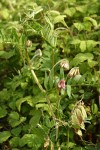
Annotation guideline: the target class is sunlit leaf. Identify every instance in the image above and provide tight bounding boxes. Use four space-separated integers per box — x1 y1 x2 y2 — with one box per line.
84 17 98 27
80 41 86 52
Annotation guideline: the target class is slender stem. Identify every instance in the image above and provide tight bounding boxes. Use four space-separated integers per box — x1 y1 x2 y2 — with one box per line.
67 127 69 150
26 48 46 93
31 69 46 93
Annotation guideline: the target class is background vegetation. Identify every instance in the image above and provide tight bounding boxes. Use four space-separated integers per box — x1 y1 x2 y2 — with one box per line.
0 0 100 149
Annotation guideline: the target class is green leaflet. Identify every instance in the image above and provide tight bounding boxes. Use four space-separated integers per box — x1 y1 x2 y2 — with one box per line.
0 131 11 143
0 107 7 118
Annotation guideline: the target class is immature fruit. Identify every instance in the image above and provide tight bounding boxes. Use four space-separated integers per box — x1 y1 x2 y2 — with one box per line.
71 100 87 136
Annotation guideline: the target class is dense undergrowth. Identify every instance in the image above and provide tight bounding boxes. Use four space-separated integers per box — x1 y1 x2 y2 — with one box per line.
0 0 100 149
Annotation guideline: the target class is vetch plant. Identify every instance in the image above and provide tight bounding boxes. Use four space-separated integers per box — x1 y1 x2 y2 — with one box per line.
0 0 99 149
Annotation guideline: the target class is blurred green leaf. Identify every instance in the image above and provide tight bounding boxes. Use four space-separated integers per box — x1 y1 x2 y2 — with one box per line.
29 110 41 128
0 107 7 118
80 41 86 52
0 131 11 143
67 85 71 98
16 96 33 111
10 137 20 148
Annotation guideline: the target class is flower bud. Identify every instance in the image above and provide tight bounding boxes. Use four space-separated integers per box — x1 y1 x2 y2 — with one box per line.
35 49 42 57
60 60 69 70
68 67 80 77
57 79 66 90
26 40 32 47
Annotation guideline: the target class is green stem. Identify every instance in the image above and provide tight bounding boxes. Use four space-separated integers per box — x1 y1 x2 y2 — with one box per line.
67 127 69 150
31 69 46 93
26 48 46 93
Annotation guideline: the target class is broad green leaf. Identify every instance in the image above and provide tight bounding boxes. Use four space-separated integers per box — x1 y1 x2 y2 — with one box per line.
16 96 33 111
64 8 76 17
88 60 98 67
67 142 76 148
19 134 43 148
11 127 22 136
29 110 41 128
74 23 85 31
10 137 20 148
0 51 6 57
0 131 11 143
0 9 9 19
54 15 67 27
67 85 71 98
32 93 46 105
0 50 15 59
9 115 26 127
71 53 94 66
76 5 86 13
36 103 49 111
9 111 19 120
47 10 60 16
86 40 97 50
0 89 10 101
73 75 82 82
0 107 7 118
28 6 43 19
80 41 86 52
84 17 98 27
71 39 80 45
48 90 59 102
91 103 98 114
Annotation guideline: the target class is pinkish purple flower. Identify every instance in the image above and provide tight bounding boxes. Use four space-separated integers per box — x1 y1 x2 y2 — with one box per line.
57 79 66 90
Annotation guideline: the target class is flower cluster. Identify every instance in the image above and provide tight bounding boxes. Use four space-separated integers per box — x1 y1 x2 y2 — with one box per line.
57 60 81 91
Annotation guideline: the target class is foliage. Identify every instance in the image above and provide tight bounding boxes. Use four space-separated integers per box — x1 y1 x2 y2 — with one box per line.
0 0 100 149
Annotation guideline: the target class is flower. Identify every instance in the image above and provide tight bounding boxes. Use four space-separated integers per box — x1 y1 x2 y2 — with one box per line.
60 60 69 70
57 79 66 90
68 67 80 77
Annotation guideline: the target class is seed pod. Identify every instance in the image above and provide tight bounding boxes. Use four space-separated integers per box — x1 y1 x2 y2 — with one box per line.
77 105 87 121
75 108 83 125
71 112 80 126
71 100 87 136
